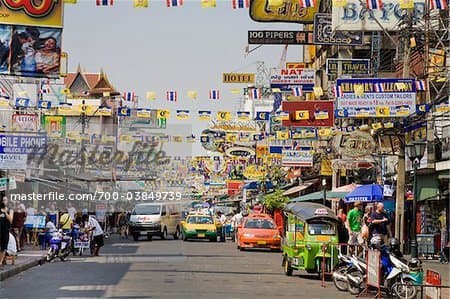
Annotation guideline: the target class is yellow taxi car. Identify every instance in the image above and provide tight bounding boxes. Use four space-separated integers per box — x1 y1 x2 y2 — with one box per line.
180 213 218 242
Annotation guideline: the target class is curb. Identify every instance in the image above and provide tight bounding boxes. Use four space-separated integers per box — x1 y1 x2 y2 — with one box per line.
0 256 46 281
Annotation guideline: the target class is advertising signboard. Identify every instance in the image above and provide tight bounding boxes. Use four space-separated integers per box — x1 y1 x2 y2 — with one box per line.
12 113 38 132
282 101 334 127
0 177 16 191
8 26 62 78
12 83 38 107
43 115 66 138
0 0 64 28
95 203 107 222
286 62 307 69
326 59 371 80
367 249 381 288
222 73 255 83
281 150 313 167
313 13 363 46
335 78 416 118
248 31 314 45
0 154 27 169
270 68 315 92
249 0 319 24
0 134 47 154
331 0 425 32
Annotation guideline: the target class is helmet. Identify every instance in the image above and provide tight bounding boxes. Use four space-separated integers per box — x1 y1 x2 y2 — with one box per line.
389 238 400 251
370 236 383 250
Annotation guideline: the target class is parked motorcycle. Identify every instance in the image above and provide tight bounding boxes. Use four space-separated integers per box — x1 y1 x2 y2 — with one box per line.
344 238 418 299
46 230 73 262
332 253 367 293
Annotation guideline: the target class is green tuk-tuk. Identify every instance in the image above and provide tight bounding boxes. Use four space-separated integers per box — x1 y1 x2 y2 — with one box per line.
282 202 339 277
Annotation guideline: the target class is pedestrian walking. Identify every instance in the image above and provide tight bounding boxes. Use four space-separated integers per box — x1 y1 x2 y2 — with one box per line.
217 211 226 242
116 209 128 240
370 202 390 245
0 201 13 266
11 203 26 251
346 201 363 255
82 214 104 256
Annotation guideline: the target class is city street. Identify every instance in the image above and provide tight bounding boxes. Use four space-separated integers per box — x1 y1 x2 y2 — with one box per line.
0 236 352 299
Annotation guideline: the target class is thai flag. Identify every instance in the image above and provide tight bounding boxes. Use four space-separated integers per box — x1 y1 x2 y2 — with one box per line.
96 0 113 5
299 0 316 7
40 85 51 94
292 87 303 97
166 91 177 102
0 87 9 98
415 80 427 91
250 88 261 99
366 0 383 9
209 89 220 100
430 0 448 9
333 85 343 98
374 82 384 92
124 92 134 101
167 0 183 7
232 0 249 9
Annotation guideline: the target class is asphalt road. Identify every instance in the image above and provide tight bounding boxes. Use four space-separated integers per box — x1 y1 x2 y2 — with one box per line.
0 235 353 299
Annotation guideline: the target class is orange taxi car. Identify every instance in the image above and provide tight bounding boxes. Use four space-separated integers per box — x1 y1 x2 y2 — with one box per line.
236 214 281 251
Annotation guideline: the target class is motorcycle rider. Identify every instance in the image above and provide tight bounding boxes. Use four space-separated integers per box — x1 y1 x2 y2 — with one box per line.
82 214 104 256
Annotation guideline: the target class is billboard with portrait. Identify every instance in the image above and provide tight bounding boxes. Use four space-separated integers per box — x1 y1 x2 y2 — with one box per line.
9 25 62 78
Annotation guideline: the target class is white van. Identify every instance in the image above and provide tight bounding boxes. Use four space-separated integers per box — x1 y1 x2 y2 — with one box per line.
129 202 183 241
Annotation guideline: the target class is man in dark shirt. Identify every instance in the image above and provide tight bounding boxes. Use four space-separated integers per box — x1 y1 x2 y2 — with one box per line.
370 202 390 245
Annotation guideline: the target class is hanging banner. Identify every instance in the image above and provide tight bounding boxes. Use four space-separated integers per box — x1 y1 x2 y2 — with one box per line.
313 13 363 46
249 0 319 24
282 101 334 127
270 68 315 92
0 154 27 170
281 150 313 167
11 114 37 132
43 115 66 138
286 62 307 69
0 0 63 27
248 31 314 45
335 78 416 118
331 0 425 32
13 83 38 107
222 73 255 83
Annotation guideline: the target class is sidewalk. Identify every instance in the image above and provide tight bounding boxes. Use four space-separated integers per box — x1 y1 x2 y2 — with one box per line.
0 248 46 281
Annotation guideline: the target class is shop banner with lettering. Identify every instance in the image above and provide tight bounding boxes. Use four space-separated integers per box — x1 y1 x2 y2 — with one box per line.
335 78 416 118
0 0 63 27
270 68 315 92
12 113 37 132
331 0 425 32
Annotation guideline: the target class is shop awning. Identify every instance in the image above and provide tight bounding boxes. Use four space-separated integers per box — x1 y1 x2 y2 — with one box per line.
282 181 315 196
290 190 350 203
417 174 439 201
438 171 450 180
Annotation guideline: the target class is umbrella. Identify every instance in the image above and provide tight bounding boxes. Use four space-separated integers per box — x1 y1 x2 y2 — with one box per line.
344 184 383 203
332 183 361 193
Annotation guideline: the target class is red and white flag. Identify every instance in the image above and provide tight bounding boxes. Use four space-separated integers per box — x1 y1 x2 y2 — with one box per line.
299 0 316 7
292 87 303 97
232 0 249 9
209 89 220 100
96 0 113 6
430 0 448 9
166 91 177 102
366 0 383 9
124 92 135 101
167 0 183 7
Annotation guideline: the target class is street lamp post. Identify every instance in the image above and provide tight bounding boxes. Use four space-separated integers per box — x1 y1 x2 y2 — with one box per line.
322 178 327 206
405 141 426 259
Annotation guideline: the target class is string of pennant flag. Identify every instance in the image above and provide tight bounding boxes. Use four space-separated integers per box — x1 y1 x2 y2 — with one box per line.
63 0 450 10
65 0 253 9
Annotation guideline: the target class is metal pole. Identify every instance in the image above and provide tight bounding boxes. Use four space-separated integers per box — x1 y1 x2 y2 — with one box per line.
322 178 327 206
410 162 418 258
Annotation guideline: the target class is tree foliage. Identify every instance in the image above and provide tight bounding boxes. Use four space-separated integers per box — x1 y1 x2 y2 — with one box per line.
262 189 289 211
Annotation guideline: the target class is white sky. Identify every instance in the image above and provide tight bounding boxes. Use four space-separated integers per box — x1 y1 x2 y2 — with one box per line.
63 1 304 155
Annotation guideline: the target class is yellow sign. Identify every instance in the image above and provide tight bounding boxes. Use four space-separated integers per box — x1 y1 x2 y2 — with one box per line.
157 109 170 119
256 145 268 158
222 73 255 84
286 62 307 69
0 0 64 27
216 111 231 121
0 98 9 107
320 159 332 176
243 165 266 180
137 109 151 118
295 110 309 120
376 106 390 117
97 107 112 116
250 0 319 24
276 131 289 140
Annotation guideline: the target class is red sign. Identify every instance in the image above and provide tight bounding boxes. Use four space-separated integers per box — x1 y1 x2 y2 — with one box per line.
282 101 334 127
425 270 441 299
227 180 243 196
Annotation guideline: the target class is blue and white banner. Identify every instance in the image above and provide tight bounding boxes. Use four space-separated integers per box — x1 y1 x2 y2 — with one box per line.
270 69 315 92
0 134 47 154
335 78 416 117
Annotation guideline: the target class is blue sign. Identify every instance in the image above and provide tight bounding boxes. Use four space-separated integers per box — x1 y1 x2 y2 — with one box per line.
269 83 314 92
0 134 47 154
